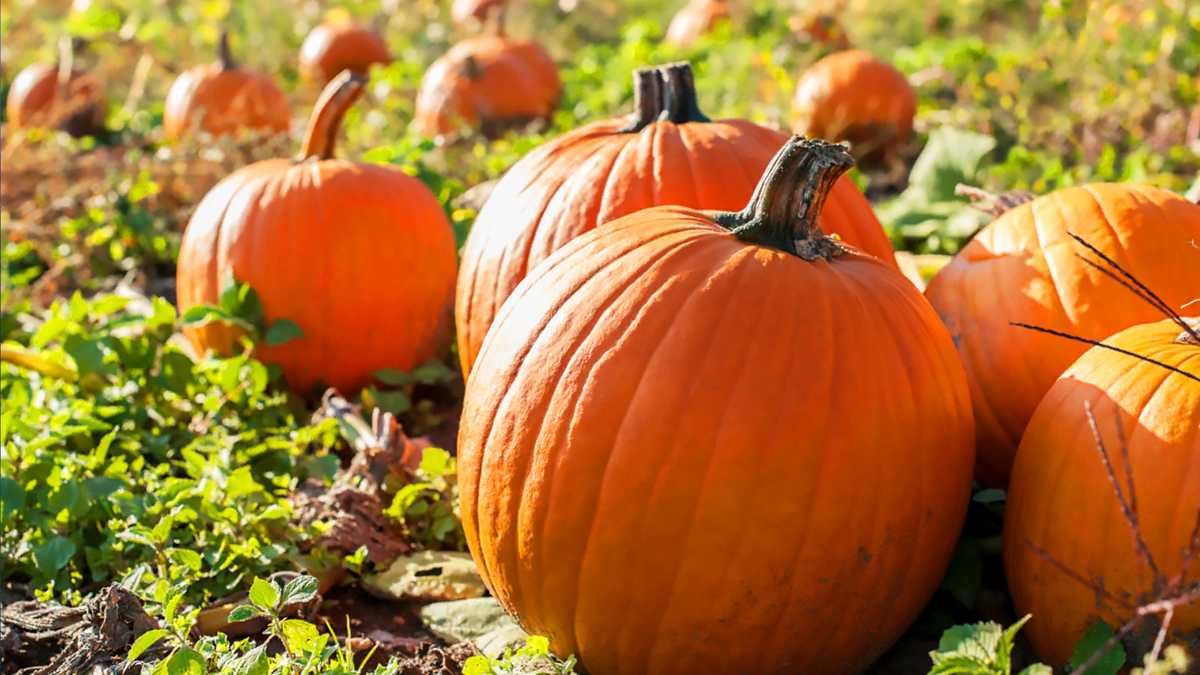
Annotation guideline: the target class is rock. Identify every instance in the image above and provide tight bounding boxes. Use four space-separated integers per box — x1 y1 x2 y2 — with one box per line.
419 597 529 660
363 551 486 602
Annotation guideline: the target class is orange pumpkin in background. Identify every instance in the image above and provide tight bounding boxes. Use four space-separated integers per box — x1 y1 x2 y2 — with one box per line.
789 12 850 49
163 32 290 141
455 62 896 376
458 137 974 674
793 49 915 162
1004 318 1200 666
299 20 392 85
6 43 105 137
176 72 457 395
665 0 731 48
453 0 509 25
924 184 1200 486
412 34 560 139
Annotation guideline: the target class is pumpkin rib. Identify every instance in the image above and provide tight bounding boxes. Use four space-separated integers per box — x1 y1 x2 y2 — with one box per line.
471 228 716 621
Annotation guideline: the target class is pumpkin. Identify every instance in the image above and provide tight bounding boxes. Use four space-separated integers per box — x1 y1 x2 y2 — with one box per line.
792 49 915 162
163 32 290 141
458 137 975 674
453 0 508 25
1003 318 1200 666
6 52 104 137
412 34 560 139
924 184 1200 486
455 62 896 375
177 71 457 395
788 12 850 49
299 20 392 86
665 0 731 48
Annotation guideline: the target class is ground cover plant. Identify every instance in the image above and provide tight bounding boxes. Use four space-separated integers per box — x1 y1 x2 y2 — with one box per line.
1 0 1198 673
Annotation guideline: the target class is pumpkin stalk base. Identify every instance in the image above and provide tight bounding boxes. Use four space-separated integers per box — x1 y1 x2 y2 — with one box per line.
619 62 710 134
716 136 854 260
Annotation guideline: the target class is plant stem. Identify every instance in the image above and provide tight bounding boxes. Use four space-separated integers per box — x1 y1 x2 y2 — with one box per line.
714 136 854 259
300 71 367 161
218 31 237 70
620 62 709 132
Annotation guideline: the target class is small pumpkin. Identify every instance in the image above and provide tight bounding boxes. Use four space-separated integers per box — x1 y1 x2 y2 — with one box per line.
177 71 457 395
452 0 509 26
792 49 915 162
924 184 1200 486
299 20 392 86
788 12 850 49
6 41 104 137
455 62 896 375
163 32 290 141
665 0 731 48
1003 318 1200 666
412 34 560 139
458 137 975 674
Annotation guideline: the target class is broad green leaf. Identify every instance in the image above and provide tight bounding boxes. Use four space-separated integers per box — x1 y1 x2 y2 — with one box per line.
280 618 320 653
227 604 259 623
34 536 76 573
906 127 997 202
263 319 303 346
0 476 24 518
248 577 280 610
226 644 269 675
462 655 495 675
127 628 169 661
169 548 203 572
1067 620 1125 675
1017 665 1053 675
280 574 320 606
163 646 205 675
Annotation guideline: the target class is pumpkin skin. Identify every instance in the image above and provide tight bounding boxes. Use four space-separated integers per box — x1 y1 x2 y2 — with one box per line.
163 33 290 141
299 21 392 85
665 0 731 48
455 63 896 376
412 35 560 139
792 49 915 161
925 184 1200 486
177 72 457 395
6 62 105 136
1003 319 1200 666
458 138 975 674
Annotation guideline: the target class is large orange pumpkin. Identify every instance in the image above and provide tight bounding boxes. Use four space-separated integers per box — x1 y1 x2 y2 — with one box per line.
458 137 975 674
792 49 915 161
6 61 105 137
299 20 392 86
412 34 560 139
925 184 1200 486
177 72 457 395
1004 318 1200 666
665 0 731 48
163 32 290 141
455 63 896 375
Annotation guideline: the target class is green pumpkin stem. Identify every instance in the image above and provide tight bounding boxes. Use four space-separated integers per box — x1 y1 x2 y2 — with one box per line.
715 136 854 259
218 31 237 71
301 70 367 161
620 62 710 133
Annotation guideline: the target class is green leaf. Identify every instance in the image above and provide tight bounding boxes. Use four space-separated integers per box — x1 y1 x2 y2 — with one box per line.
419 447 454 479
373 368 412 386
280 574 320 606
169 548 203 572
227 604 259 623
368 386 412 416
127 628 169 661
972 488 1006 504
263 319 303 346
34 536 76 574
906 127 997 202
226 644 269 675
64 335 105 377
163 646 205 675
179 305 231 326
0 476 24 519
248 577 280 611
280 618 320 653
1067 620 1126 675
462 655 495 675
1017 665 1053 675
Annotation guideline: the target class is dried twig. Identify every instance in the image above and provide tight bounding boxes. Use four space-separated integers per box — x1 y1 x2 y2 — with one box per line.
954 183 1035 217
1010 322 1200 383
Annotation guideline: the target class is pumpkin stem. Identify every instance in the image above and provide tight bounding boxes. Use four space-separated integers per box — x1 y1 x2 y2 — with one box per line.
619 68 664 132
301 70 367 161
657 62 710 124
619 62 709 133
218 30 237 70
714 136 854 259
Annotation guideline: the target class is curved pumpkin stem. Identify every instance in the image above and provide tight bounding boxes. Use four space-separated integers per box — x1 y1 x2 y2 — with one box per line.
620 62 710 133
715 136 854 260
218 30 237 70
301 70 367 160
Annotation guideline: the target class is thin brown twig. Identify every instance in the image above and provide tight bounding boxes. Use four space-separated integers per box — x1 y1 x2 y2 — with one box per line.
1010 323 1200 383
1074 253 1164 317
1024 537 1133 610
1167 513 1200 592
1083 402 1162 586
1066 231 1200 342
1148 605 1172 664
